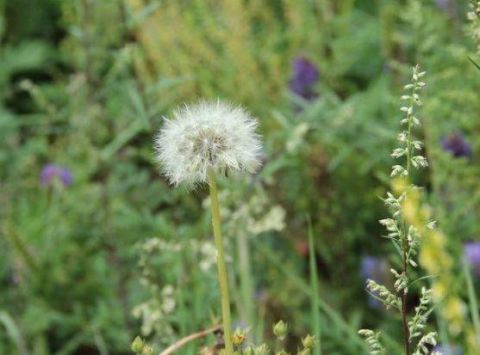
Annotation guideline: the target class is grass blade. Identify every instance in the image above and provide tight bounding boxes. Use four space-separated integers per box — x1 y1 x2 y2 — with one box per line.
307 216 321 355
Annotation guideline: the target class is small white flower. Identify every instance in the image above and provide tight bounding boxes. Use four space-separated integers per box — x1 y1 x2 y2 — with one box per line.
155 100 262 186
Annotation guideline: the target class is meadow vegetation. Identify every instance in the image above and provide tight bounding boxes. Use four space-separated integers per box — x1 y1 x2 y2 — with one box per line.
1 1 480 354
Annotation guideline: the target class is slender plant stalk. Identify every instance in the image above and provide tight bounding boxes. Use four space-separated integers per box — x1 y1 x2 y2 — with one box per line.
401 244 410 355
359 66 432 355
0 311 28 355
399 80 418 355
257 242 370 353
3 224 39 274
160 325 221 355
463 259 480 343
307 216 321 355
401 207 411 355
207 169 234 354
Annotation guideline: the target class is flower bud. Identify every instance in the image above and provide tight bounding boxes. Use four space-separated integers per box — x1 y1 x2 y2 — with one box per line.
273 320 288 340
232 328 247 346
255 344 269 355
142 345 154 355
302 334 315 349
131 337 144 353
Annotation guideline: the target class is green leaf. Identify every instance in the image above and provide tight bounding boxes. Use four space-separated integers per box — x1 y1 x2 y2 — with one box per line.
468 56 480 72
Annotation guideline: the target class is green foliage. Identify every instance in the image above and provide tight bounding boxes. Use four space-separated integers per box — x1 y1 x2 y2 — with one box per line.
1 0 479 354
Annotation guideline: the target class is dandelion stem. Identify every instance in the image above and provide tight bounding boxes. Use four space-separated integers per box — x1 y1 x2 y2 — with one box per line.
207 169 234 354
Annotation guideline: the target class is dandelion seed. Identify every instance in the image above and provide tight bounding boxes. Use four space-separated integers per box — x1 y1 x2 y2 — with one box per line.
155 101 262 186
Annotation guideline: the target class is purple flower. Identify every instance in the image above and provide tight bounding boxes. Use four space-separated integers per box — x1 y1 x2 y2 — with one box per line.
361 256 388 281
289 56 319 100
464 242 480 277
435 0 451 12
361 256 389 308
232 320 248 332
433 344 462 355
435 0 457 17
40 164 73 187
441 132 472 158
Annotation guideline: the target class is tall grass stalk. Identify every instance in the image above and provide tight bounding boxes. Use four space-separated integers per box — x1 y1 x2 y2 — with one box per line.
208 169 234 354
463 258 480 343
4 223 39 274
257 242 369 353
0 311 28 355
359 65 436 355
307 216 321 355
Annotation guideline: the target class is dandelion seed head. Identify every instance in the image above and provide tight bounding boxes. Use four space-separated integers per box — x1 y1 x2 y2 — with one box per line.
155 101 262 186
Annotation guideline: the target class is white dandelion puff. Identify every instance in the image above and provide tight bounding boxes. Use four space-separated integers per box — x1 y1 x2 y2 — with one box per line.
155 100 262 186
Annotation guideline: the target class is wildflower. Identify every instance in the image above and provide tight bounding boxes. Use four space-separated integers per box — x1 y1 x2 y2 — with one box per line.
155 101 262 186
361 256 389 281
289 56 319 100
464 242 480 277
361 256 389 308
155 100 263 353
295 240 309 257
301 334 316 349
40 164 73 187
131 337 145 353
273 320 288 340
254 344 269 355
142 345 154 355
435 0 455 15
198 242 217 272
232 327 247 346
433 344 463 355
131 337 144 353
441 132 472 158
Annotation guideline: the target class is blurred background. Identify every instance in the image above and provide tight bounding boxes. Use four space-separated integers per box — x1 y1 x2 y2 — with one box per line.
1 0 479 354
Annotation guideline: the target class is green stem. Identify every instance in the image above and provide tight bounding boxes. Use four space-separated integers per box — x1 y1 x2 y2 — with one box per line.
400 244 410 355
307 216 321 355
257 242 370 353
399 85 417 355
4 224 39 274
463 258 480 343
207 169 234 354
